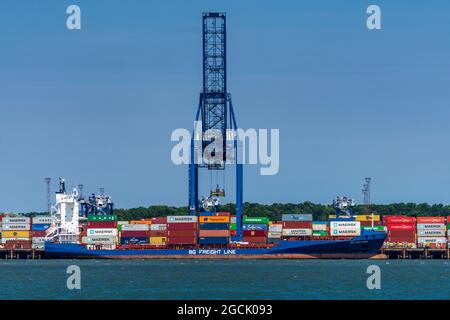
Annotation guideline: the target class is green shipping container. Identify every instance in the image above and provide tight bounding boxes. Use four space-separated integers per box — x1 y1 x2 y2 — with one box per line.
313 231 328 237
362 226 385 231
230 223 236 231
87 215 117 222
243 217 269 224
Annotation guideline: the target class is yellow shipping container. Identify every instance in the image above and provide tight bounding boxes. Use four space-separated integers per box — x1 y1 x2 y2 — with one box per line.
199 216 230 223
2 231 30 238
328 215 336 219
355 215 380 222
149 237 167 245
130 220 152 225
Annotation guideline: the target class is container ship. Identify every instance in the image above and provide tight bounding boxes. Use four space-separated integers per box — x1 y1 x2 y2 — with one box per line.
43 183 387 259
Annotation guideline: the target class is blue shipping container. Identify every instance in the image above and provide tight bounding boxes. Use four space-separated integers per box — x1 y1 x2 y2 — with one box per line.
120 237 148 245
199 212 219 217
198 237 229 245
242 224 268 231
199 222 229 230
282 214 313 221
328 218 355 222
32 224 51 231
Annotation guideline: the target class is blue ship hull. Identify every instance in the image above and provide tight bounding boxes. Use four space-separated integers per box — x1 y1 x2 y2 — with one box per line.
44 230 387 259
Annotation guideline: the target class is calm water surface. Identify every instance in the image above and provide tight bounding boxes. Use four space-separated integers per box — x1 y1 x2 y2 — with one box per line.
0 260 448 300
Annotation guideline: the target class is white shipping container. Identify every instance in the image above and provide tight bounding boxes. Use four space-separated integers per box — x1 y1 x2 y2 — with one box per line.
167 216 198 223
268 224 282 233
230 217 237 223
87 228 118 236
268 232 282 238
32 237 46 244
32 216 54 224
418 229 446 237
330 228 361 236
416 224 446 230
282 228 312 236
2 223 30 231
150 224 167 231
32 243 44 249
3 217 30 224
1 238 29 244
121 224 149 231
417 237 447 244
330 221 360 229
118 221 129 225
82 236 117 245
312 224 327 231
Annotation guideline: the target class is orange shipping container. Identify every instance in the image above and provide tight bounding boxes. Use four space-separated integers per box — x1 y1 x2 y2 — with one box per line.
130 220 152 225
199 230 230 237
199 216 230 223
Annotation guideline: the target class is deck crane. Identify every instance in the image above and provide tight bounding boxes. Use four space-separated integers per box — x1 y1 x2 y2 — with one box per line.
189 13 243 241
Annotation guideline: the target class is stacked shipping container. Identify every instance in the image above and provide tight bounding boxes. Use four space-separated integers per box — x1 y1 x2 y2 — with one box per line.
416 217 446 249
312 221 327 237
199 213 230 245
1 216 31 249
120 223 149 245
384 216 416 247
243 217 269 244
149 217 167 246
268 222 282 243
84 215 118 248
166 216 197 245
31 216 53 249
281 214 313 239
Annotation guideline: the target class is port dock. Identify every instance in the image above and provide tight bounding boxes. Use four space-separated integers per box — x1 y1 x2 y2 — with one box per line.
0 249 44 260
381 248 450 259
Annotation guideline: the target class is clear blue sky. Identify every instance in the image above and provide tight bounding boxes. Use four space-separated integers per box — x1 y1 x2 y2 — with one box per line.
1 0 450 212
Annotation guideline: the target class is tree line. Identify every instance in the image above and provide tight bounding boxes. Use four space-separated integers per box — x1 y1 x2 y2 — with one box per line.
114 202 450 222
9 202 450 221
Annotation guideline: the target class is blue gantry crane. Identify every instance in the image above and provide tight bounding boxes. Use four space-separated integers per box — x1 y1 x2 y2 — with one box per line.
189 12 243 241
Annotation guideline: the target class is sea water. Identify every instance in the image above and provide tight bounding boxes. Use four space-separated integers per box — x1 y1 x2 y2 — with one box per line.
0 260 448 300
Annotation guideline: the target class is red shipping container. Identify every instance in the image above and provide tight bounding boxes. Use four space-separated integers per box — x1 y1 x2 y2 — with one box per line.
359 221 383 227
149 217 167 224
385 216 416 225
4 240 32 249
388 237 415 243
243 236 267 243
149 230 168 237
167 230 198 237
216 212 231 216
282 221 312 228
388 230 416 243
388 224 416 231
243 230 268 237
230 230 237 236
31 230 47 237
416 217 445 224
121 231 148 238
166 237 197 245
87 221 117 228
166 223 197 231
